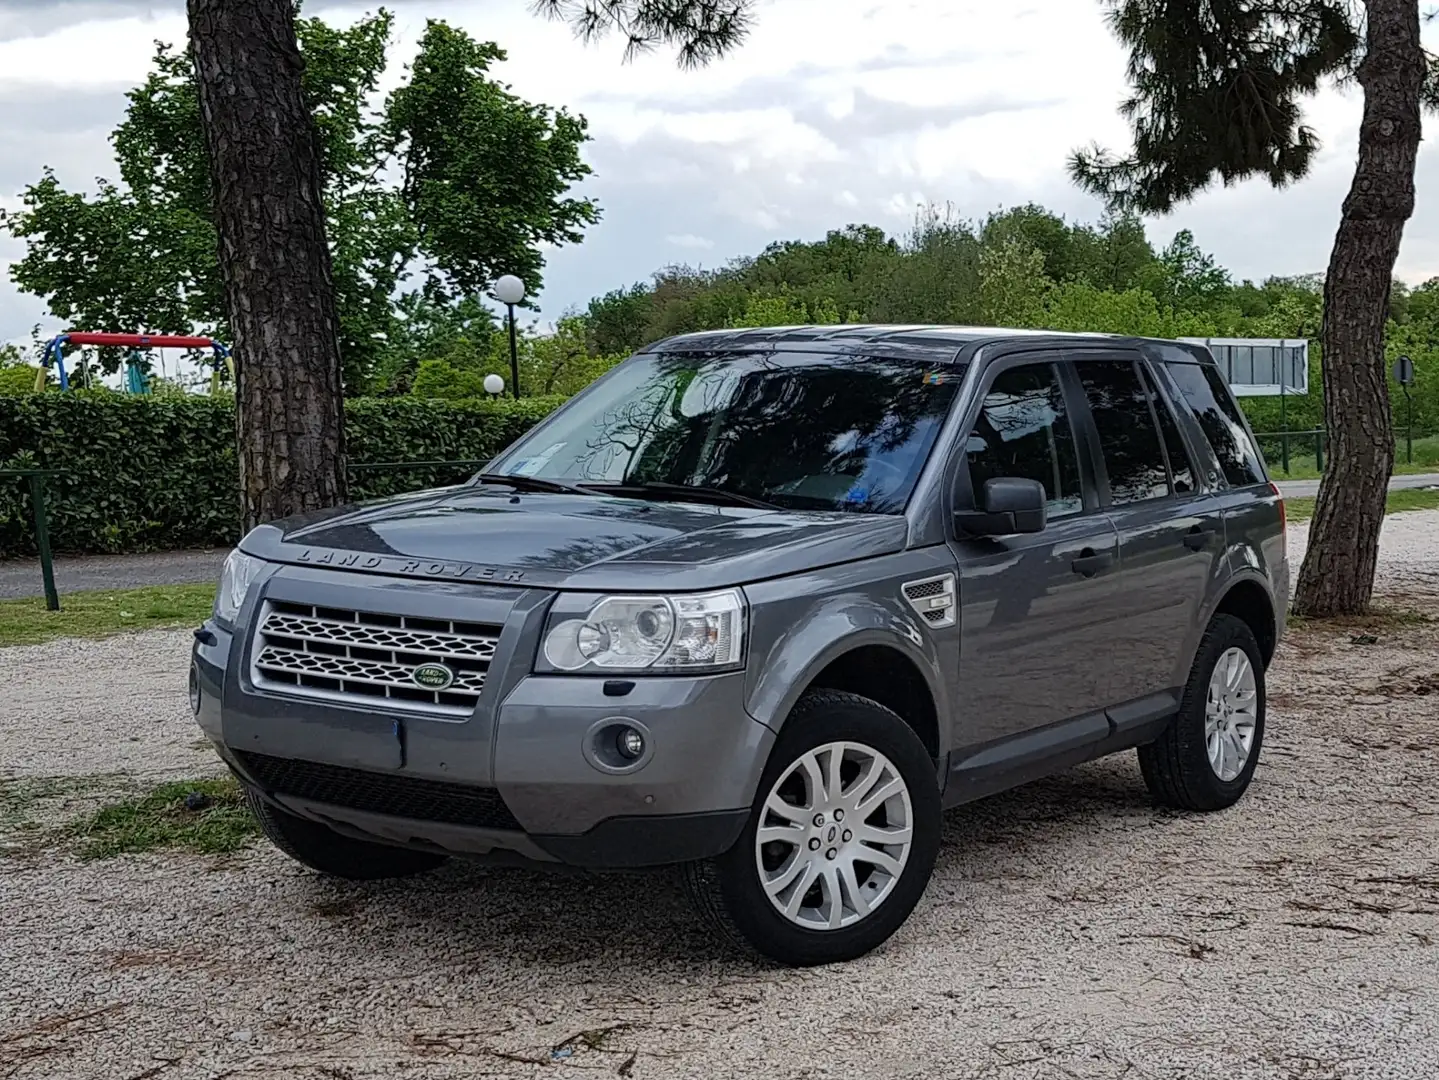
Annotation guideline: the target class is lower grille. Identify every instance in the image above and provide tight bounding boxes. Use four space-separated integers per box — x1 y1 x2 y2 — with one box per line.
238 751 522 831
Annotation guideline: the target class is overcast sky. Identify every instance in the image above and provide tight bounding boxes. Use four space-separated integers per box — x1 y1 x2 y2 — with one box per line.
3 0 1439 350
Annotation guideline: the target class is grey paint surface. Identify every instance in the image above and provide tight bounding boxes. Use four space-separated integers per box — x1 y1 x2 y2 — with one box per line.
197 326 1289 870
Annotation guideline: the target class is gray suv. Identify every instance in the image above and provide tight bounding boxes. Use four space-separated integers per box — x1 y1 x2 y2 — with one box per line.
192 326 1287 967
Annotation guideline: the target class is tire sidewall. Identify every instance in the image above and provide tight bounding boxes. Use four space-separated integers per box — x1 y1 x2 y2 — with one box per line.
1181 615 1267 803
714 692 942 966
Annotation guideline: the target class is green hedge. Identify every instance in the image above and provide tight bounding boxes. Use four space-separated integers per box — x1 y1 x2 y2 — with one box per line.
0 393 563 556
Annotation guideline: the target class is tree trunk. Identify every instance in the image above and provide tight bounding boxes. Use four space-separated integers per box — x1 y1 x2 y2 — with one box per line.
1291 0 1425 618
188 0 347 532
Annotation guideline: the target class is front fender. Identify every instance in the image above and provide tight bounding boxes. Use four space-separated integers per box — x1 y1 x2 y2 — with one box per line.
742 590 951 754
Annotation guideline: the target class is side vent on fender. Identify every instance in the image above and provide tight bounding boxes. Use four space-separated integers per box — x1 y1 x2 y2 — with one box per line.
901 573 956 630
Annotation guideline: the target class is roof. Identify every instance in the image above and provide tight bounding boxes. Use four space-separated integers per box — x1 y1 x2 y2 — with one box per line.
639 323 1139 364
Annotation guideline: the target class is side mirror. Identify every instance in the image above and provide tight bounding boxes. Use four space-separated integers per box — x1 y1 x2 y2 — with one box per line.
954 477 1047 537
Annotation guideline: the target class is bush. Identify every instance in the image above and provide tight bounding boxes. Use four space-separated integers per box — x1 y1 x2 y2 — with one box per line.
0 366 48 395
0 393 563 556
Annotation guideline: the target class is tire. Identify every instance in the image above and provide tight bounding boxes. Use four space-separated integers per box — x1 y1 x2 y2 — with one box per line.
1138 613 1266 812
242 785 448 881
681 689 942 967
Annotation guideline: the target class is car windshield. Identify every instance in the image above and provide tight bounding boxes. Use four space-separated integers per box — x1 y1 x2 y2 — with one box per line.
488 350 963 514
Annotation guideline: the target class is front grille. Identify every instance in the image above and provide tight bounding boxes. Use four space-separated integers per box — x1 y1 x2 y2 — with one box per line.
238 751 522 831
251 600 499 717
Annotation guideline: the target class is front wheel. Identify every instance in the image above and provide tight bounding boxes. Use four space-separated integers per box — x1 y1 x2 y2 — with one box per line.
682 690 942 966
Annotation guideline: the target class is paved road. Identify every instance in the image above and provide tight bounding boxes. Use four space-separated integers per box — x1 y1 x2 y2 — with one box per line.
1 470 1436 600
1274 470 1439 499
0 548 228 601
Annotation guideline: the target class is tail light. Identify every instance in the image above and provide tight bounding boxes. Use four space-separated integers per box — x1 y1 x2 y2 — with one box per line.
1270 480 1286 558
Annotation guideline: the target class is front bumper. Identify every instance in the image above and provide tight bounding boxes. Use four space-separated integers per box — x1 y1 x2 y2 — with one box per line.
192 568 773 870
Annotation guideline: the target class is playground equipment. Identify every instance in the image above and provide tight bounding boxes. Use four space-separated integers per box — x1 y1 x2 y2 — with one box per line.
39 332 233 395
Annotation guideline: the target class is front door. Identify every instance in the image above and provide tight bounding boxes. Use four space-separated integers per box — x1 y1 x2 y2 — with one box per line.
946 358 1123 753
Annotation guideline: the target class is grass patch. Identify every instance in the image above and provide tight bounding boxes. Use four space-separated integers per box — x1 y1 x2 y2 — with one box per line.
0 774 130 859
1265 435 1439 480
68 776 258 859
0 583 216 647
1284 487 1439 523
1287 604 1434 636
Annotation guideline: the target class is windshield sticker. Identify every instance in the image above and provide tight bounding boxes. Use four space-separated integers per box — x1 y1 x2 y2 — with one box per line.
922 371 949 385
512 443 567 476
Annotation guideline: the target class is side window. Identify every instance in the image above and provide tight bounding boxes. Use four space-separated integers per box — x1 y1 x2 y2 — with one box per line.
1141 366 1196 495
1074 360 1171 505
1165 361 1267 487
965 363 1084 518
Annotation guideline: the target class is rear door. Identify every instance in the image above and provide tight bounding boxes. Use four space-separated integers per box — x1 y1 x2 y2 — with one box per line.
1068 354 1222 707
946 354 1122 750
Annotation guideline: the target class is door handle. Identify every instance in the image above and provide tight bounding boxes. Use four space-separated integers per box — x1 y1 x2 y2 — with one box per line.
1183 526 1217 551
1071 548 1113 578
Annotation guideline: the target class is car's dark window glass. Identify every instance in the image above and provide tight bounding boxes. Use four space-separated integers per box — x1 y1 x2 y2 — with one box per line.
1075 360 1171 505
1141 366 1196 495
965 363 1083 518
489 351 961 514
1165 361 1267 487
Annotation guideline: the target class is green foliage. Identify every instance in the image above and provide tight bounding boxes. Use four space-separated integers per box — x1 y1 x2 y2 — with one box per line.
0 343 47 394
521 315 626 395
579 206 1184 354
0 367 41 395
389 22 599 300
979 237 1049 326
726 294 853 328
378 292 499 394
1068 2 1363 212
0 394 563 555
2 13 595 394
409 359 494 400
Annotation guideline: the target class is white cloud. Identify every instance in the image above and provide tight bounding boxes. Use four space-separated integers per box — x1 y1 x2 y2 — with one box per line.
4 0 1439 347
665 233 715 250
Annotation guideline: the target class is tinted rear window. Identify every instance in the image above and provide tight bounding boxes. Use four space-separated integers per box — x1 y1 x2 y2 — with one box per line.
1074 360 1170 505
1165 361 1267 487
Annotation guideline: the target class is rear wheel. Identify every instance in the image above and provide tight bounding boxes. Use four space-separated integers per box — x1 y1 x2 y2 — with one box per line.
1138 613 1266 812
682 690 941 966
243 785 448 881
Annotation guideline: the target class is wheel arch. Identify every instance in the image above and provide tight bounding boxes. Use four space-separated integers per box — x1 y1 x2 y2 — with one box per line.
1209 575 1280 667
745 600 949 764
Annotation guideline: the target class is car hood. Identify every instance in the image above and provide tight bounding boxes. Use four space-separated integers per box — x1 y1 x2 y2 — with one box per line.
239 484 909 592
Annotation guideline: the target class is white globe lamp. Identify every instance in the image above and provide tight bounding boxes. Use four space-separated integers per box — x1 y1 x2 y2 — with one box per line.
494 275 526 305
494 275 527 399
483 373 505 397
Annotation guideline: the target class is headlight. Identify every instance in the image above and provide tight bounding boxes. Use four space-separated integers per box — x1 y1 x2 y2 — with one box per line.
215 549 265 625
541 590 746 674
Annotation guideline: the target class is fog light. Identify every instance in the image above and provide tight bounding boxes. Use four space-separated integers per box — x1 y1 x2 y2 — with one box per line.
616 727 645 760
188 663 202 715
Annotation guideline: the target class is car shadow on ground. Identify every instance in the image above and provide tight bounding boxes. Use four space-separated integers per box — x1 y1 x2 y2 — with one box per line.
276 755 1165 974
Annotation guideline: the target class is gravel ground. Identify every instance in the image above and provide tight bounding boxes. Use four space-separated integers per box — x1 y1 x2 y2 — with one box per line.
1287 507 1439 596
3 518 1438 1079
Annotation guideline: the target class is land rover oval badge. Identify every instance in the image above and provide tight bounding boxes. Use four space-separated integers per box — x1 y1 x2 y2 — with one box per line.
411 662 455 690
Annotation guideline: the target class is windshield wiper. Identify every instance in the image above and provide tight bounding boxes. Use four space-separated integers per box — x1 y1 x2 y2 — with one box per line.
473 473 595 497
583 481 780 511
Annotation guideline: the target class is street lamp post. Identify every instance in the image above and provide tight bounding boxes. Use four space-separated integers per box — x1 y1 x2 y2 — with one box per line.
494 275 526 400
